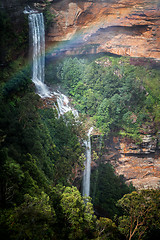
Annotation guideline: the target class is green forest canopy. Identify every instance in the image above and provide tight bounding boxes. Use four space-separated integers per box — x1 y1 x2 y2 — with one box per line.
48 55 160 142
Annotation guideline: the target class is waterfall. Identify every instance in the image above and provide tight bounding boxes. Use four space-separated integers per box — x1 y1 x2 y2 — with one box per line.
25 8 92 197
25 8 79 113
53 91 79 118
28 11 51 98
82 127 93 197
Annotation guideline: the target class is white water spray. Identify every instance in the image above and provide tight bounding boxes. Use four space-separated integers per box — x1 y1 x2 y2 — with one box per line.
28 11 50 98
83 127 93 197
53 91 79 118
26 8 79 114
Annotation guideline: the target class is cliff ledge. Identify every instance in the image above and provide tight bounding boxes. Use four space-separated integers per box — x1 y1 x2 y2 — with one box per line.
47 0 160 59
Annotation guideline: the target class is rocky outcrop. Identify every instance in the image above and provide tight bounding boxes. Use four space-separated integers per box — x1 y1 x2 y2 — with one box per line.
47 0 160 60
2 1 160 59
92 134 160 189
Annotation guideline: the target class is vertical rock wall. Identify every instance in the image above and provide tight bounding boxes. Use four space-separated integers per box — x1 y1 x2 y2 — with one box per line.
92 134 160 189
47 0 160 59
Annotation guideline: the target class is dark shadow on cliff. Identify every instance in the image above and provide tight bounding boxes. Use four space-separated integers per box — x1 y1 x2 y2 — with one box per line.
90 135 135 219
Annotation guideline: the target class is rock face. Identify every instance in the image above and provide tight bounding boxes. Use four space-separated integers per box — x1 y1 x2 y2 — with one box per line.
2 0 160 59
47 0 160 60
92 134 160 189
46 1 160 189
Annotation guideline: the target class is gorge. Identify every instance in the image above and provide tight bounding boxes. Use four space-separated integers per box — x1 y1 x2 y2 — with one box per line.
0 1 160 240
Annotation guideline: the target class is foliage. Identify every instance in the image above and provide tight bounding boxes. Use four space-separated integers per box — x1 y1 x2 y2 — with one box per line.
2 68 31 97
0 148 24 207
0 10 28 65
7 192 55 240
39 109 84 185
96 217 123 240
90 163 135 219
60 186 96 239
54 55 160 140
1 12 160 239
118 190 160 240
0 67 84 209
43 0 56 31
57 57 86 92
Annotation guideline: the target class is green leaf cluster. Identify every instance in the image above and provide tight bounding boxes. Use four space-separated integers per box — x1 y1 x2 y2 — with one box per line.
54 55 160 140
0 10 28 66
118 189 160 240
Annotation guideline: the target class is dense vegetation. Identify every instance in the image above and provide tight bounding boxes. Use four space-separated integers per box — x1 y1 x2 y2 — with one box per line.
90 163 135 219
53 55 160 142
0 68 92 239
46 54 160 239
1 5 160 240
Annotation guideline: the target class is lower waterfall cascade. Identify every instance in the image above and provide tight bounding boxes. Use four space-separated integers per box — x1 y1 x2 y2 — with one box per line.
53 91 79 118
82 127 93 197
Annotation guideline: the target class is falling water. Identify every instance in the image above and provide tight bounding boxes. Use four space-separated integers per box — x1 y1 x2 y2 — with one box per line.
27 10 50 97
25 8 79 112
25 8 93 196
82 127 93 197
53 91 79 118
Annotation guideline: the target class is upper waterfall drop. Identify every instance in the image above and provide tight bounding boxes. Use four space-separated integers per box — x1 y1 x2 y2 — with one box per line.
28 11 51 98
25 7 79 115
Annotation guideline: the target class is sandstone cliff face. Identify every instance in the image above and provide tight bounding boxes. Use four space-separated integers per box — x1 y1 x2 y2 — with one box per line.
92 134 160 189
47 0 160 60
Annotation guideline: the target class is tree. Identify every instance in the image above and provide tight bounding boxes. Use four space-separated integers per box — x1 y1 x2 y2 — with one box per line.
8 192 55 240
90 163 134 218
60 186 96 239
57 57 85 91
118 190 160 240
96 217 122 240
96 99 113 134
0 148 25 207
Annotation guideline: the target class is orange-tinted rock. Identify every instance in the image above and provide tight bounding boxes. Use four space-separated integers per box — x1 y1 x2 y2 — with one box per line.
92 135 160 189
39 96 57 109
47 0 160 60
